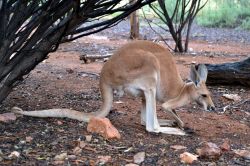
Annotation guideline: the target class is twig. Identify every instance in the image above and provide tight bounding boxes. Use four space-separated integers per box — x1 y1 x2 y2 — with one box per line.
141 8 174 51
218 98 250 114
78 71 100 78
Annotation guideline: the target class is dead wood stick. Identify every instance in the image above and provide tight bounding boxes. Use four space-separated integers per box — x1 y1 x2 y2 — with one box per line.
80 54 112 63
218 98 250 113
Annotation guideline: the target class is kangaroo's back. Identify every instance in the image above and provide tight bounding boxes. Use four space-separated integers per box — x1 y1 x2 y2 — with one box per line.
101 40 184 101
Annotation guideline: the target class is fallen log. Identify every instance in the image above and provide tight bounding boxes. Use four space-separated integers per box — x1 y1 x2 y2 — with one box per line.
204 57 250 86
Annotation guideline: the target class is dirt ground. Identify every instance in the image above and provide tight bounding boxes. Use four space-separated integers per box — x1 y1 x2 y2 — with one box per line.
0 21 250 165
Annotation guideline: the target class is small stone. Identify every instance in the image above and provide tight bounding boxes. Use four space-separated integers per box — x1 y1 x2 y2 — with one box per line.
68 155 77 160
54 152 67 161
73 147 82 155
26 136 33 143
133 152 145 164
8 151 20 158
180 152 198 164
234 150 250 160
170 145 187 151
158 139 168 145
85 135 92 142
220 139 230 151
87 117 121 139
66 68 74 74
20 140 26 144
96 155 111 165
78 141 86 148
0 113 17 122
57 120 63 125
196 142 222 160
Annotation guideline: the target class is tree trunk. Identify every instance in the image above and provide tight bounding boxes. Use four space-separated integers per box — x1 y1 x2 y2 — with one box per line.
0 0 155 105
205 57 250 86
130 0 140 39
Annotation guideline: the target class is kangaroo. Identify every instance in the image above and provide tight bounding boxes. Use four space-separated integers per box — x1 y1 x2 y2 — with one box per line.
12 40 215 135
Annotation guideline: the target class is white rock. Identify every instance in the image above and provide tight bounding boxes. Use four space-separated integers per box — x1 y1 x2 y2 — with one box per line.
133 152 145 164
54 152 67 161
85 135 92 142
8 151 20 158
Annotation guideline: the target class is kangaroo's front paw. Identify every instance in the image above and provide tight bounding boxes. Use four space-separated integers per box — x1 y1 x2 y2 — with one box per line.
11 107 23 113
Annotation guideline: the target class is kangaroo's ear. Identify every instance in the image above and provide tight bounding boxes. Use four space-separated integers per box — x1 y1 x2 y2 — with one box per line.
197 64 208 82
190 65 200 86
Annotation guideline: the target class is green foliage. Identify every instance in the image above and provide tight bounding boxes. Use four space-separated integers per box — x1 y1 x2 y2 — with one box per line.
197 0 250 30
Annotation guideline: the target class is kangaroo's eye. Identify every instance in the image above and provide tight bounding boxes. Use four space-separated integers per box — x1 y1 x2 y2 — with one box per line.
201 94 207 98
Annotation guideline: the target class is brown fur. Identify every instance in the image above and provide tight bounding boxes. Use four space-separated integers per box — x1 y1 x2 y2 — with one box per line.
12 40 215 135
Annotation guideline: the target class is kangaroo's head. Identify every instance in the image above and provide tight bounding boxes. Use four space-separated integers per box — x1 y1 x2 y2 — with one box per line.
189 64 215 111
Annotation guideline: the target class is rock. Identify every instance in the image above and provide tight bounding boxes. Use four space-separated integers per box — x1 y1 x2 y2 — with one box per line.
57 120 63 125
234 150 250 160
54 152 67 161
180 152 198 164
78 141 86 148
220 139 230 151
25 136 33 143
68 155 77 160
0 113 17 122
133 152 145 164
196 142 222 160
170 145 187 151
96 155 111 165
66 68 74 74
87 117 121 139
73 147 82 155
85 135 92 142
8 151 20 158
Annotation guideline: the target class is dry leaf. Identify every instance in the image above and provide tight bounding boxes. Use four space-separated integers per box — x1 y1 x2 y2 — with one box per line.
234 150 250 160
222 94 241 101
170 145 187 150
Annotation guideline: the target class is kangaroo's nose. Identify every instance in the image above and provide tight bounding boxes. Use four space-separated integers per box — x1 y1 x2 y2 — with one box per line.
208 105 216 111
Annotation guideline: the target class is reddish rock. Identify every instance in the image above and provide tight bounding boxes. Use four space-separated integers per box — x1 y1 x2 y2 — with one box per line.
0 113 17 122
87 117 121 139
180 152 198 164
220 139 231 151
197 142 222 160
